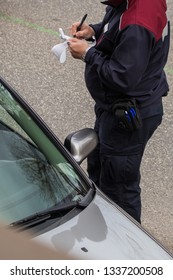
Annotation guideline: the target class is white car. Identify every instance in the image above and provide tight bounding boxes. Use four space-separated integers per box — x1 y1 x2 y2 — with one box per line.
0 76 172 259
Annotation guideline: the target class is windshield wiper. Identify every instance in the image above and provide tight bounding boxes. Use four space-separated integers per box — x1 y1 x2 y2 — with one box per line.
10 201 82 228
10 188 95 228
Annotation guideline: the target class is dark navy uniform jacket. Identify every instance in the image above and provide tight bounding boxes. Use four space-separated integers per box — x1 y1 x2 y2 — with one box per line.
85 0 170 118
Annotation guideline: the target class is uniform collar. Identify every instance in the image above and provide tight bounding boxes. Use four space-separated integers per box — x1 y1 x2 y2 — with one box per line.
101 0 126 8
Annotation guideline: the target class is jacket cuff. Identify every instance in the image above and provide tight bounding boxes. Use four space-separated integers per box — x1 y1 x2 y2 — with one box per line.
84 47 96 63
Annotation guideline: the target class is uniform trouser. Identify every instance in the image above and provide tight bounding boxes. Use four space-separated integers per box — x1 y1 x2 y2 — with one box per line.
87 110 163 223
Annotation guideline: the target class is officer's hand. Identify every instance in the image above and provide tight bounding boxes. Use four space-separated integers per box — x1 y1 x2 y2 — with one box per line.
67 38 89 60
70 22 95 39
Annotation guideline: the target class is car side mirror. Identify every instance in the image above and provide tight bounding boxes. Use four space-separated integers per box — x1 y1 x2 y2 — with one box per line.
64 128 98 164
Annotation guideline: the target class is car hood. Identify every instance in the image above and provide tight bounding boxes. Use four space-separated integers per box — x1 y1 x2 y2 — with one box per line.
34 189 172 259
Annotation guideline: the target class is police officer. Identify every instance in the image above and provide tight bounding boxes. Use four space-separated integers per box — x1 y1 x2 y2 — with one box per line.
68 0 170 223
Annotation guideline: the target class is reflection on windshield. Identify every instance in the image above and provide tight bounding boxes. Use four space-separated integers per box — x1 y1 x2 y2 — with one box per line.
0 82 89 224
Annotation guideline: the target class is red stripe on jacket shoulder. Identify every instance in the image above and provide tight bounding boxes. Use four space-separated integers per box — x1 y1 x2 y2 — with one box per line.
120 0 167 41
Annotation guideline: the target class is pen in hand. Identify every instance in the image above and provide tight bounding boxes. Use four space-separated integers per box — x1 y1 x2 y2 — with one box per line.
76 13 88 32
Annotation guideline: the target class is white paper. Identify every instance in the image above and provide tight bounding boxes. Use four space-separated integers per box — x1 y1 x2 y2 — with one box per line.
51 42 68 63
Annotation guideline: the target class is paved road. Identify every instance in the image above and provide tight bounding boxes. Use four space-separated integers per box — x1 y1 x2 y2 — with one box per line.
0 0 173 254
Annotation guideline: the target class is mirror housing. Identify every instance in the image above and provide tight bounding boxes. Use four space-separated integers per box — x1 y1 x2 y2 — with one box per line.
64 128 98 164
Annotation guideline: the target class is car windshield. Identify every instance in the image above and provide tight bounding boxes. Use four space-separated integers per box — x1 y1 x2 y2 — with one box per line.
0 81 90 224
